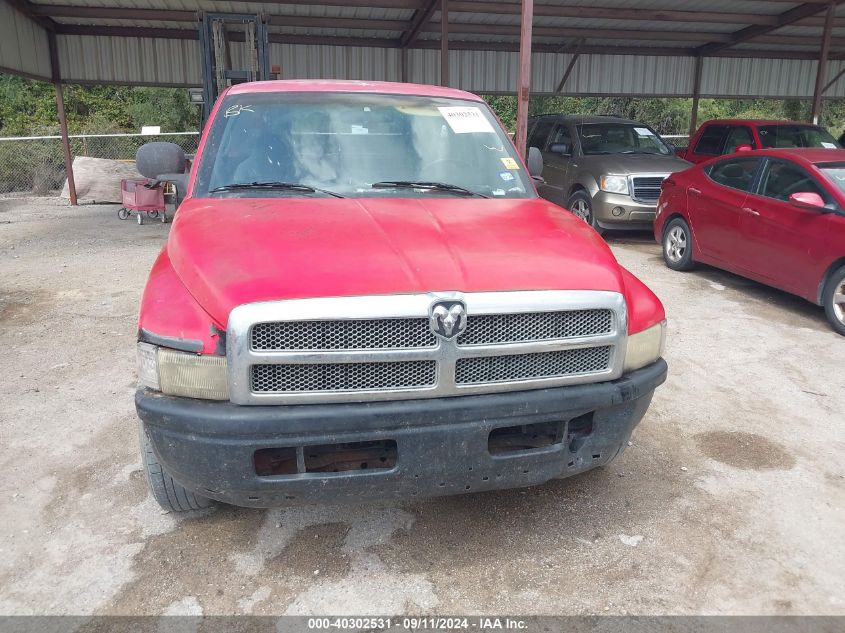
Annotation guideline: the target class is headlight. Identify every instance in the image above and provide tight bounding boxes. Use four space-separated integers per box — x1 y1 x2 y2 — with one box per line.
137 342 229 400
624 320 666 372
599 175 629 195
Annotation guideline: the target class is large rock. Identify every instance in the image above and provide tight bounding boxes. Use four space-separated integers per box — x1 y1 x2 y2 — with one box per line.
60 156 143 203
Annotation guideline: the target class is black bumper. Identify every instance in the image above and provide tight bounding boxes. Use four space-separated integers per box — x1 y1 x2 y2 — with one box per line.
136 359 667 507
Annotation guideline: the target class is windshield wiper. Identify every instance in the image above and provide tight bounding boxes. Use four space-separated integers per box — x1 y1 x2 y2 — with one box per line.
209 181 344 198
620 150 659 155
371 181 489 198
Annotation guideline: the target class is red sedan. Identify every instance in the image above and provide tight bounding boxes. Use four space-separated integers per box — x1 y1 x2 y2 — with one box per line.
655 148 845 335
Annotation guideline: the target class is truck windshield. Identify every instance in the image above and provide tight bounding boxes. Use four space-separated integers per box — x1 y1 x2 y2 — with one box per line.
818 162 845 195
758 125 840 149
576 123 671 156
194 92 534 199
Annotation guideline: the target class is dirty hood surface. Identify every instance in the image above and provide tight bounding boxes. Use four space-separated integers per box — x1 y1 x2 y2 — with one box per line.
167 196 626 325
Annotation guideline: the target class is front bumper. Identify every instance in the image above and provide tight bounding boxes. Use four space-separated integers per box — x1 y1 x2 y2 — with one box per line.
592 191 656 230
136 359 667 507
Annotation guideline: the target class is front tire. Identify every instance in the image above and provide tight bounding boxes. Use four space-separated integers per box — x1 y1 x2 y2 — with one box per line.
139 421 214 513
822 265 845 336
566 190 603 234
662 217 695 271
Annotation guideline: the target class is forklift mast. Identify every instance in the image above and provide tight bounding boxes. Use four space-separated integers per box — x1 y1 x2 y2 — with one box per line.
199 13 271 122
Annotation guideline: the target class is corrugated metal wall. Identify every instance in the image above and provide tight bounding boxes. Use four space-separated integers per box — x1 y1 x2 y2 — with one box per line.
50 33 845 100
57 35 203 86
0 1 51 80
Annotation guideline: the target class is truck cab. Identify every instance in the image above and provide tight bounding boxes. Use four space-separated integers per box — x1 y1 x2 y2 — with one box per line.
680 119 841 164
134 81 668 512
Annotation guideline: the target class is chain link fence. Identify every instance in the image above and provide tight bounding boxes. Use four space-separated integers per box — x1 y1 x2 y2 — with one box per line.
0 132 200 197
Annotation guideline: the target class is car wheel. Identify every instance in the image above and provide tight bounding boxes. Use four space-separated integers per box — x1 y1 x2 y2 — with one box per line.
662 217 695 271
822 265 845 336
137 212 144 225
567 191 603 234
118 208 129 220
139 421 214 513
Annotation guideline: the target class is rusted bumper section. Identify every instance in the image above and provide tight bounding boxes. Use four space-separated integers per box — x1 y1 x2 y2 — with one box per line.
135 359 667 508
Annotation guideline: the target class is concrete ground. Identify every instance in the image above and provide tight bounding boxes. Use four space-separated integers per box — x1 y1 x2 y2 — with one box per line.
0 198 843 616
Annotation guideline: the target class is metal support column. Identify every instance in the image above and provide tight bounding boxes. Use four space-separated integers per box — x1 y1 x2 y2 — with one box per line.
812 2 836 125
48 31 77 206
688 55 703 138
515 0 534 158
440 0 449 87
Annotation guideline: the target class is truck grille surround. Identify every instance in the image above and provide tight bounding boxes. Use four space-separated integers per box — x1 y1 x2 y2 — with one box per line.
630 175 668 203
228 291 627 405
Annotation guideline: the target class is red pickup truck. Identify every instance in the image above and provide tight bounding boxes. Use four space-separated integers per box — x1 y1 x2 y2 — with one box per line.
679 119 841 164
133 80 668 512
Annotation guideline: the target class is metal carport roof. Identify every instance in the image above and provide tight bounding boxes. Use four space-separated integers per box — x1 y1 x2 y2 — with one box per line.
4 0 845 98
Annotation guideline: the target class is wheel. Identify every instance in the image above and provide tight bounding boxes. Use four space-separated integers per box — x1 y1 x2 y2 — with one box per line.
566 190 603 234
137 212 144 225
822 265 845 336
662 217 695 271
118 208 129 220
161 211 167 224
139 421 214 513
148 210 159 219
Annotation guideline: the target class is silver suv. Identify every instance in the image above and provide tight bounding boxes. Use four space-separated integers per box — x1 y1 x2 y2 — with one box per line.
527 115 690 232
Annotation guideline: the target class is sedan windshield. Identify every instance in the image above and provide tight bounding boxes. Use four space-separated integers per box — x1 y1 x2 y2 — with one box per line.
758 125 840 149
576 123 671 156
194 92 534 199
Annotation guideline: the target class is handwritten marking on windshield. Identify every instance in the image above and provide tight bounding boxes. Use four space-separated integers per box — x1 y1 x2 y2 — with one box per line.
225 104 255 118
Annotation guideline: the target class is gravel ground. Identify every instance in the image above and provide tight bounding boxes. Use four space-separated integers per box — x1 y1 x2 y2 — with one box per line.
0 198 843 616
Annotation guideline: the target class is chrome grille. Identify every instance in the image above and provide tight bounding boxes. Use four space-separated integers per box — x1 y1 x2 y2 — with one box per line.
631 176 666 203
456 347 612 384
251 360 437 393
458 309 612 346
251 318 435 351
227 291 627 405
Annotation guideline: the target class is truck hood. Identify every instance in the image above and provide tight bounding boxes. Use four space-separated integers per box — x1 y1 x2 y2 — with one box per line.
167 196 626 326
581 153 691 175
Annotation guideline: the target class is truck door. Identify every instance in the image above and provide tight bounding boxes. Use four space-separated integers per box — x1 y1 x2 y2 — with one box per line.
688 124 730 164
540 124 575 207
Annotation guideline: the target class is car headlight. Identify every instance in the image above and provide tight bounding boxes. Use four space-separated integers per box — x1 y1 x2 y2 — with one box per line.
599 175 630 195
624 320 666 372
137 342 229 400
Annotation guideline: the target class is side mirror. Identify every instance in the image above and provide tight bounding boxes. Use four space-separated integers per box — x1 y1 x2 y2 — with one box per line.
527 146 544 179
549 143 571 156
665 142 676 153
789 192 827 210
137 142 189 204
736 144 753 152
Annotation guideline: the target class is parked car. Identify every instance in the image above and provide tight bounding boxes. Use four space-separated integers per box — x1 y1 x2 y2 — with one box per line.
679 119 841 164
527 114 691 232
133 80 668 511
655 148 845 335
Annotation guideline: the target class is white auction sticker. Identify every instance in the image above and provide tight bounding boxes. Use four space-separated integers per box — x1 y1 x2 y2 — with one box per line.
438 106 495 134
821 142 838 149
634 127 655 137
